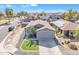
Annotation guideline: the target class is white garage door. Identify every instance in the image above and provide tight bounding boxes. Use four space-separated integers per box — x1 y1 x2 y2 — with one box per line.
37 29 55 40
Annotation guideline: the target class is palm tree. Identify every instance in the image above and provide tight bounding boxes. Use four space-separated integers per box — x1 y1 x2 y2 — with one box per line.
5 7 14 22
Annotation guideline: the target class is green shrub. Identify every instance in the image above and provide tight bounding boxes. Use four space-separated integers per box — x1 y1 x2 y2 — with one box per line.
64 39 70 44
56 31 61 38
68 43 78 50
74 32 79 39
21 40 39 50
73 29 79 39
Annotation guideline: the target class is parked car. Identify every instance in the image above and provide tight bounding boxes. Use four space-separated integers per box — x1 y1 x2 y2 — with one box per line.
8 26 14 32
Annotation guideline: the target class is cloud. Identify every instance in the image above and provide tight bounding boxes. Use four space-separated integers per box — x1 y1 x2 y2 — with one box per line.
21 5 29 7
21 4 38 8
6 5 12 7
30 4 38 7
28 9 43 13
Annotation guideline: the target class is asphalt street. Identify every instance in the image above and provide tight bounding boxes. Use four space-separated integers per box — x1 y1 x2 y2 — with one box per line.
0 18 20 42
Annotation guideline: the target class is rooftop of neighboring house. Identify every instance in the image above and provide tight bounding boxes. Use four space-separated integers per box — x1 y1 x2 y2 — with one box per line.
22 18 32 22
52 19 79 30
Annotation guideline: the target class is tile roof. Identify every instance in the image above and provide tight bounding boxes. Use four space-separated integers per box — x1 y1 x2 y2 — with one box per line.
26 20 55 31
52 19 67 28
61 22 79 30
53 20 79 30
36 25 55 31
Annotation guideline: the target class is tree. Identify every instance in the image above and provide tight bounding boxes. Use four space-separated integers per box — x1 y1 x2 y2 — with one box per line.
40 11 46 16
63 8 78 22
16 11 28 18
26 26 36 37
73 29 79 39
76 13 79 20
5 7 14 18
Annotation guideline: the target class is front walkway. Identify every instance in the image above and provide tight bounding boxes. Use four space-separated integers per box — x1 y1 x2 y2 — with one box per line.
39 39 62 55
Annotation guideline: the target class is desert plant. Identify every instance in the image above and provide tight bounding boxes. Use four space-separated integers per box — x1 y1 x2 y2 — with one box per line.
73 29 79 39
68 43 78 50
63 8 78 22
56 31 61 38
64 38 70 44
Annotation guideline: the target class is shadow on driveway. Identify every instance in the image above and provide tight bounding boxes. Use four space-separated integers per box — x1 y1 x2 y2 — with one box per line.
39 38 59 48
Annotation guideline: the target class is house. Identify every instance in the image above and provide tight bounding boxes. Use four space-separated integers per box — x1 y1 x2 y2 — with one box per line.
39 15 49 21
37 25 55 40
47 12 63 21
21 18 32 27
25 20 55 40
52 19 79 38
38 12 63 22
52 19 79 30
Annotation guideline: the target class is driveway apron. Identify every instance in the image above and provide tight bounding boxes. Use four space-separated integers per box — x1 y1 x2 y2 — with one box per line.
39 38 62 55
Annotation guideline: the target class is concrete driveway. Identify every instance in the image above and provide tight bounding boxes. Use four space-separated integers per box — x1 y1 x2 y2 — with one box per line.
39 38 62 55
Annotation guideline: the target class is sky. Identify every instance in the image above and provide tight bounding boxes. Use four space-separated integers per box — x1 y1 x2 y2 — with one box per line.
0 4 79 12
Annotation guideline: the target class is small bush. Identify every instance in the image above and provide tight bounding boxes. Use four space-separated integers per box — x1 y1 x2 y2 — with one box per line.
73 29 79 39
68 43 78 50
56 31 61 38
62 42 64 45
64 39 70 44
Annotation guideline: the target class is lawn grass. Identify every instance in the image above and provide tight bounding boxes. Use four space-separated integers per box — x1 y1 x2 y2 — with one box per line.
21 39 39 51
0 19 9 25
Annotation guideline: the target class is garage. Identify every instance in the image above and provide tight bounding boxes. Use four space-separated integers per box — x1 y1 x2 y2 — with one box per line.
37 27 55 40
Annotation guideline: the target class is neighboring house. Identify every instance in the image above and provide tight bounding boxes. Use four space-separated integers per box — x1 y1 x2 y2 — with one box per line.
47 12 63 21
39 16 49 21
21 18 33 27
52 20 79 38
25 20 55 40
38 12 63 21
